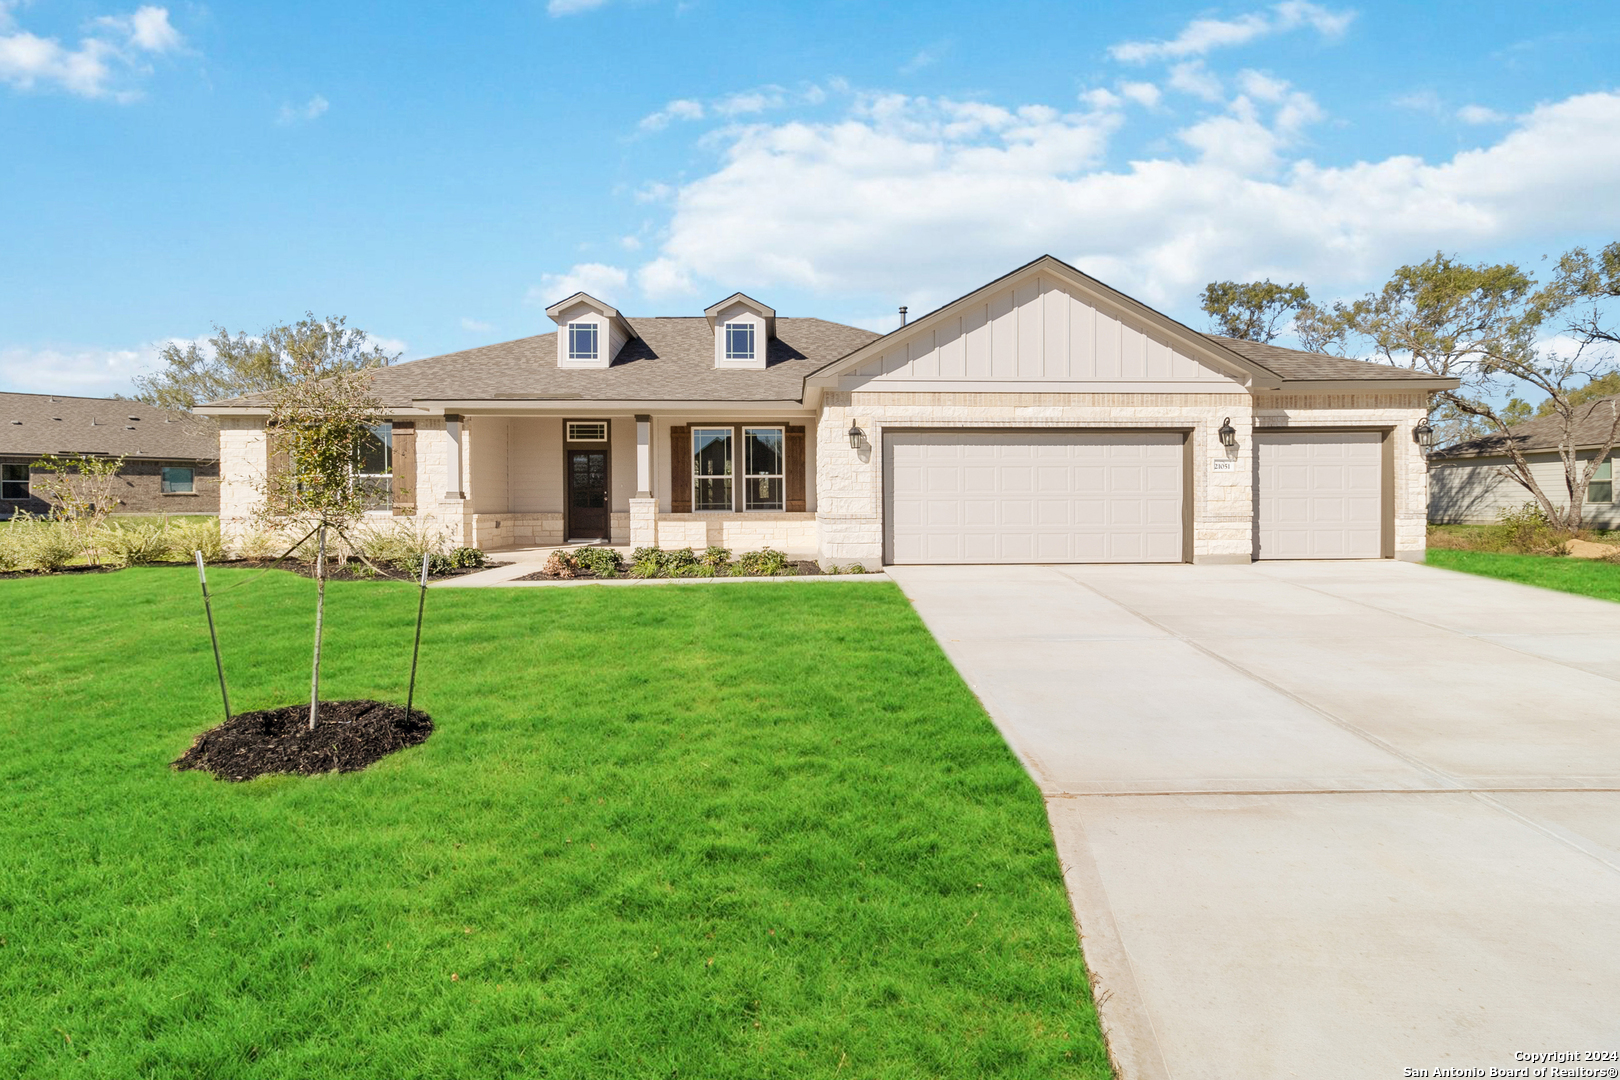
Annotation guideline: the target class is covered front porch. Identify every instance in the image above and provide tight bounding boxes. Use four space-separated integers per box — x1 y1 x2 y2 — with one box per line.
434 409 819 555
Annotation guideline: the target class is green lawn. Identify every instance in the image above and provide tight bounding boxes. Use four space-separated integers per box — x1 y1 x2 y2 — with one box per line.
1426 547 1620 602
0 569 1107 1079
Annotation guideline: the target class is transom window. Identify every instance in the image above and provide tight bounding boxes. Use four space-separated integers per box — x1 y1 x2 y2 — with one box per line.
724 322 755 361
566 421 608 442
743 427 784 510
568 322 599 361
1 462 27 500
1589 457 1613 505
160 466 194 494
356 423 392 510
692 427 733 511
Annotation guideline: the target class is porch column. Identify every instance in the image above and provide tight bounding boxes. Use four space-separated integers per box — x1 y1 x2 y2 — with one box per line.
444 414 464 500
629 413 657 548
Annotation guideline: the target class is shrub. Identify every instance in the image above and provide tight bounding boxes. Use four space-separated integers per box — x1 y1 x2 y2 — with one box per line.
172 518 225 563
701 545 732 568
662 547 698 571
572 546 622 577
23 518 80 572
354 518 449 573
0 514 30 571
100 519 172 566
1494 503 1569 555
449 547 486 569
543 550 578 578
736 547 793 576
232 527 283 560
843 563 868 575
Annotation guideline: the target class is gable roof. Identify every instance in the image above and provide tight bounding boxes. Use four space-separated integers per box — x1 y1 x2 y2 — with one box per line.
1208 336 1447 384
0 392 218 460
199 317 881 410
1432 395 1620 459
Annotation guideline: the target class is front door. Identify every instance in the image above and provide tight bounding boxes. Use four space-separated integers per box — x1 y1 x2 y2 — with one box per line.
567 450 609 540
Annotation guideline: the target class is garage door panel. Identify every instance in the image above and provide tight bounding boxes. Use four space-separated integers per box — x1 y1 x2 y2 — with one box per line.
886 431 1184 564
1256 432 1383 560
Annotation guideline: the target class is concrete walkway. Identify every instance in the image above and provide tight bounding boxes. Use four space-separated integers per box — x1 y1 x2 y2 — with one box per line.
887 561 1620 1080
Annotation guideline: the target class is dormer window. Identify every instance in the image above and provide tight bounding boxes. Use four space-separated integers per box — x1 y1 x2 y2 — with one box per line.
568 323 599 362
724 323 755 362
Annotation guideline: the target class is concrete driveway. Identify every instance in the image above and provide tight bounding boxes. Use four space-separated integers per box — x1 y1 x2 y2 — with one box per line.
887 561 1620 1080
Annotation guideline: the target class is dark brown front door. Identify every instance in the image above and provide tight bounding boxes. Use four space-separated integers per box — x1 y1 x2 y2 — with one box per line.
567 450 609 540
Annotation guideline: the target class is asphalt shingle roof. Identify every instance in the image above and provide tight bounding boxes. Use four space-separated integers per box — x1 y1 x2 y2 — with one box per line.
1206 336 1443 382
206 317 882 408
0 392 219 460
1433 395 1620 459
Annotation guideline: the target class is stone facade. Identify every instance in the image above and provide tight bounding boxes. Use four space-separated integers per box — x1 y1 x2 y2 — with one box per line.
653 512 818 554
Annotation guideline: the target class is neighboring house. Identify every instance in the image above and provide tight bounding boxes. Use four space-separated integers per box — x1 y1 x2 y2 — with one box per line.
1 392 220 518
196 255 1453 565
1429 396 1620 526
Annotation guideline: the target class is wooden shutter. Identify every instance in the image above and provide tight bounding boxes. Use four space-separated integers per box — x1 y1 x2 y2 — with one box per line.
390 421 416 515
785 425 806 512
265 426 292 514
670 425 691 512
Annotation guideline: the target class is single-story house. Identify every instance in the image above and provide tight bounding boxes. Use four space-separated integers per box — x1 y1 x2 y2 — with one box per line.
1429 396 1620 526
1 392 220 518
196 255 1453 565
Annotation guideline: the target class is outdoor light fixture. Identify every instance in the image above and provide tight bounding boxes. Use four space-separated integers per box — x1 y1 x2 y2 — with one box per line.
1217 417 1237 449
848 422 865 449
1414 416 1435 453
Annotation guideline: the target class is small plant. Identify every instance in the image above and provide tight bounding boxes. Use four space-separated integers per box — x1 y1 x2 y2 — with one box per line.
1493 503 1569 555
662 547 698 572
172 518 225 562
843 562 868 575
22 517 80 572
232 527 282 560
736 547 793 576
449 547 486 569
701 545 732 568
100 518 173 566
572 546 623 577
0 513 29 571
543 550 578 578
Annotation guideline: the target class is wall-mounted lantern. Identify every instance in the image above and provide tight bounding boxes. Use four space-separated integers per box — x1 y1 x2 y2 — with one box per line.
1414 416 1435 453
848 422 865 450
1217 418 1237 449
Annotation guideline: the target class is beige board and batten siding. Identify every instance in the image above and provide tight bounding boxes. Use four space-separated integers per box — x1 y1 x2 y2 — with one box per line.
1429 451 1620 527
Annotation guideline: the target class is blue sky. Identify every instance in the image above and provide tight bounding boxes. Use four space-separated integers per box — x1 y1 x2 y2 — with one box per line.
3 0 1619 396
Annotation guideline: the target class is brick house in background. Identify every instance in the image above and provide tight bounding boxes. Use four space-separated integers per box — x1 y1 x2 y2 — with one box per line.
1 392 220 517
198 255 1451 565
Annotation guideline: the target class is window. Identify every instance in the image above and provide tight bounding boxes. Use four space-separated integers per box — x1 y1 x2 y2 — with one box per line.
566 421 608 442
692 427 733 511
1588 457 1613 505
160 466 194 494
743 427 784 510
1 462 27 500
356 423 392 510
724 322 755 361
568 322 599 361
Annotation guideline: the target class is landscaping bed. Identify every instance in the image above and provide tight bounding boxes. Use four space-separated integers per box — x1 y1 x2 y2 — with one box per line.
521 545 872 580
174 700 433 781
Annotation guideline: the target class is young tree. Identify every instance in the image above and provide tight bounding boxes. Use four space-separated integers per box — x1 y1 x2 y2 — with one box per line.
134 314 398 409
253 345 387 730
29 453 126 565
1198 280 1312 343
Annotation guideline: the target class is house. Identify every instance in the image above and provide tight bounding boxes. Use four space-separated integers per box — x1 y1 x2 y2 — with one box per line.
1 392 220 518
1428 396 1620 526
196 255 1454 565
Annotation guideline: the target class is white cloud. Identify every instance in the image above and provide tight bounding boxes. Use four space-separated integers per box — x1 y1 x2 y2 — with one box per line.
526 263 629 306
460 318 494 333
1118 81 1162 109
628 90 1620 313
276 94 329 125
714 87 786 117
1110 2 1353 63
1080 87 1121 111
0 4 182 100
638 97 703 132
547 0 609 15
1457 104 1506 124
619 235 642 250
1394 89 1445 116
1167 61 1223 102
900 41 951 75
0 342 157 396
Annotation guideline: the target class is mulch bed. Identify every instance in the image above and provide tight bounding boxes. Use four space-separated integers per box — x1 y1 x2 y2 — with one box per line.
223 559 509 582
0 564 123 580
173 699 433 782
516 559 826 582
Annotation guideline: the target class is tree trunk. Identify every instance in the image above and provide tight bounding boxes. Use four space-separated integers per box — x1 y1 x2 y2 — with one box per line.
309 523 326 731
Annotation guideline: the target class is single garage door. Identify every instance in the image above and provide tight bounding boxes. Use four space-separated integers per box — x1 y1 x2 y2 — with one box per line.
1254 431 1383 559
885 431 1183 564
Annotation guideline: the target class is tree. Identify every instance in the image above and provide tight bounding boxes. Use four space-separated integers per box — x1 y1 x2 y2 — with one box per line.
133 314 398 409
29 453 126 565
253 347 386 730
1199 280 1312 343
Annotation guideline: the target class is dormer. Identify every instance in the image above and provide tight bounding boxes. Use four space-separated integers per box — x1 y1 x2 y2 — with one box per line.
704 293 775 370
545 292 634 369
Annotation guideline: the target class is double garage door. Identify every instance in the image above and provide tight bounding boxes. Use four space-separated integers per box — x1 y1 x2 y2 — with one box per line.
885 429 1385 564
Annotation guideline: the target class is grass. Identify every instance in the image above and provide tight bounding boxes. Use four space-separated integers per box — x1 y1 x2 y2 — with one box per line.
0 569 1108 1079
1426 547 1620 603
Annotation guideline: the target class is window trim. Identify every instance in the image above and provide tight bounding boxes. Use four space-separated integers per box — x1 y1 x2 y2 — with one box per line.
723 322 756 362
742 425 785 511
1 461 28 501
567 322 600 362
159 466 195 495
690 426 734 512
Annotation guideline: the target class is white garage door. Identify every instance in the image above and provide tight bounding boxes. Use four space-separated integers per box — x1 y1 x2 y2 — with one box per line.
1255 431 1383 559
885 431 1184 564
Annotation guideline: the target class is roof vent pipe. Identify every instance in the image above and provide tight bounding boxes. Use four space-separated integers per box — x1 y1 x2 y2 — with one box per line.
899 306 908 327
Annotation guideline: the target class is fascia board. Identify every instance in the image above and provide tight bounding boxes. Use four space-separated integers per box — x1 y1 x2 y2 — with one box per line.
411 399 812 414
